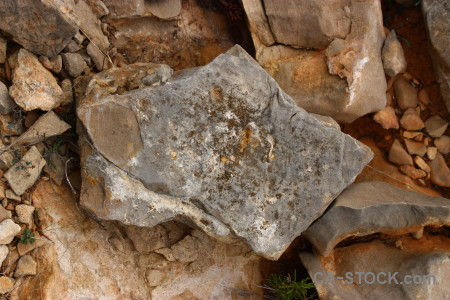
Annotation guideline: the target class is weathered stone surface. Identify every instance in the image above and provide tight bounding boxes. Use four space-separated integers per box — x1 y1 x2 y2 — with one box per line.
373 106 399 130
404 139 426 157
0 206 11 223
0 276 14 294
15 204 35 227
12 111 71 147
382 30 407 77
62 52 88 77
303 182 450 256
14 255 37 277
0 81 16 115
102 0 144 17
146 0 182 20
73 0 109 52
8 49 64 111
4 146 46 196
400 164 426 179
435 135 450 154
0 0 78 57
388 138 413 166
430 153 450 187
0 246 8 266
399 108 424 131
0 37 6 64
243 0 387 123
425 115 448 137
0 219 21 244
77 46 372 259
394 76 418 110
422 0 450 114
301 239 450 300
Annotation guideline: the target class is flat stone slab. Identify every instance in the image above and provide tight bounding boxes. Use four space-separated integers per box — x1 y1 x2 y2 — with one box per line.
303 182 450 257
77 45 372 259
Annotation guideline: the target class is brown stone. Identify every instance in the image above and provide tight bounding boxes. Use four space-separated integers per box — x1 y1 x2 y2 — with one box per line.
373 106 399 130
427 147 438 160
429 153 450 187
394 76 418 110
434 135 450 154
0 276 14 294
404 139 427 157
399 165 426 179
388 139 413 166
425 115 448 137
418 89 431 105
14 255 36 277
399 108 424 131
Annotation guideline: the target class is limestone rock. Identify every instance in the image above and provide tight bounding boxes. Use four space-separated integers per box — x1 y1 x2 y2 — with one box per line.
0 245 8 266
77 46 373 260
301 242 450 300
242 0 387 123
425 115 448 137
400 165 426 179
435 135 450 154
5 190 21 202
422 0 450 114
15 204 35 227
0 276 14 294
382 30 407 77
430 153 450 187
0 219 21 244
373 106 399 130
12 111 71 147
0 206 12 223
73 0 109 52
61 53 88 78
4 146 46 196
102 0 144 17
146 0 182 20
388 139 413 166
124 225 168 254
404 139 426 157
145 269 167 287
303 182 450 256
394 76 418 110
8 49 64 111
0 81 17 115
399 108 424 131
14 255 37 277
0 0 78 57
0 37 6 64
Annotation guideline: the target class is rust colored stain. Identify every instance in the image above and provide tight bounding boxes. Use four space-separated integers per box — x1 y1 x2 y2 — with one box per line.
239 126 252 153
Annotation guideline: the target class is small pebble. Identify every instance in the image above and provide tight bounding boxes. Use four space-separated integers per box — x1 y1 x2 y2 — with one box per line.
399 165 426 179
427 147 438 160
434 135 450 154
414 156 430 173
425 115 448 137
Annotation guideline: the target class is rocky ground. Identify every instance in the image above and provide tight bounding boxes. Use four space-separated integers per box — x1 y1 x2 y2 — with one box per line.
0 0 448 299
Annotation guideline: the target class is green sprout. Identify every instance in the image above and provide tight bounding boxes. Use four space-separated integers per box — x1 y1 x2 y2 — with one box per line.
266 271 315 300
19 228 35 245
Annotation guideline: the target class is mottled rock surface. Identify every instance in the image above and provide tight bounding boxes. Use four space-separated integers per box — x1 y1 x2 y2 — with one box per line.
242 0 387 123
303 182 450 256
0 0 78 57
8 49 64 111
422 0 450 113
77 46 372 259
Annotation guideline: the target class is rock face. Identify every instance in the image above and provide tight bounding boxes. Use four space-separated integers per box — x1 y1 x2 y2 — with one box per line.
241 0 387 123
8 49 64 111
300 181 450 300
422 0 450 113
0 0 78 57
77 46 372 260
303 182 450 256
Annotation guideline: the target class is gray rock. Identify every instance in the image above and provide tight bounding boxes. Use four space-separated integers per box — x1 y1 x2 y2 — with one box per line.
388 138 413 166
422 0 450 114
300 244 450 300
62 53 88 77
77 45 373 260
0 219 21 244
0 81 17 115
0 0 78 57
242 0 387 123
0 37 6 64
8 49 64 111
4 146 46 196
303 182 450 256
11 111 71 147
73 0 110 52
14 255 37 277
382 30 407 77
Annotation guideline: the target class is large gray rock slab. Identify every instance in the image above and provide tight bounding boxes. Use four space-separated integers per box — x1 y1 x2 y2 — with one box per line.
77 45 372 260
0 0 78 57
242 0 387 123
422 0 450 113
304 182 450 256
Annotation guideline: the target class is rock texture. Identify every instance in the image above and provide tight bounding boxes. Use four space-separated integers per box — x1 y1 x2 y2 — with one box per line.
303 182 450 256
242 0 387 123
382 30 407 77
422 0 450 113
8 49 64 111
77 46 372 259
0 0 78 57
